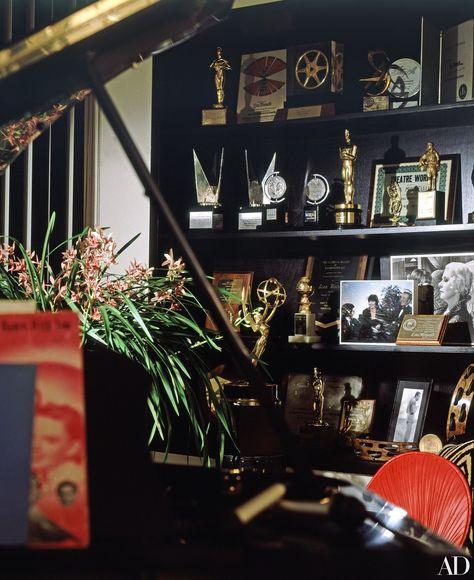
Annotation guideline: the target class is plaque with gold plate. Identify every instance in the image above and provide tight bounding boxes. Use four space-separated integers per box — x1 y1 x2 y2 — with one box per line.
189 148 224 230
202 47 232 126
281 41 342 120
333 129 362 228
396 314 448 346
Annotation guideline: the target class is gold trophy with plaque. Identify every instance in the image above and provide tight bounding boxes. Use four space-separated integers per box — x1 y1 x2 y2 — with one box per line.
415 142 445 225
189 148 224 230
360 49 391 112
202 47 232 126
334 129 362 228
288 276 320 344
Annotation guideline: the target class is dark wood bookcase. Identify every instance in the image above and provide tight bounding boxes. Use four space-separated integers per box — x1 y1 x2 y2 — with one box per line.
151 0 474 473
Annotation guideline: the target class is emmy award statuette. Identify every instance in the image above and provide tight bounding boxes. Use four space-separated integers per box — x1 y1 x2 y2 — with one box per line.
334 129 362 228
202 47 232 126
288 276 320 344
189 148 224 230
415 141 445 225
303 172 330 228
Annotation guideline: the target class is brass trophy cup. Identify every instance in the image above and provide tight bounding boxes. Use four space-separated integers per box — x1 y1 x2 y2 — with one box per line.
415 141 445 225
334 129 362 228
189 148 224 230
288 276 320 343
202 46 231 126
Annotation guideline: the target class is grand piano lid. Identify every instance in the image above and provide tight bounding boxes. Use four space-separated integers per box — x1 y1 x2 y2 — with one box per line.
0 0 233 126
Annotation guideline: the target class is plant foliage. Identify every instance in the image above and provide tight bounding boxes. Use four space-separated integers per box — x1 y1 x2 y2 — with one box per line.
0 213 233 464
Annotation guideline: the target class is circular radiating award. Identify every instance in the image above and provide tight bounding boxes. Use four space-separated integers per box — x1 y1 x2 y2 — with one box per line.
387 58 421 99
263 172 287 203
305 173 330 205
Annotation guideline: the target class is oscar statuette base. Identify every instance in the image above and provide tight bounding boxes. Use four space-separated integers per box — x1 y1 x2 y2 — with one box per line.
334 203 362 228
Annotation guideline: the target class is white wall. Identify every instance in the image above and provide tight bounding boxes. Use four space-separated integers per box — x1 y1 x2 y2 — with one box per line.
96 58 152 272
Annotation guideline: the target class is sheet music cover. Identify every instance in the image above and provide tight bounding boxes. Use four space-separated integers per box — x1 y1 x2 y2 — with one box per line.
0 312 89 548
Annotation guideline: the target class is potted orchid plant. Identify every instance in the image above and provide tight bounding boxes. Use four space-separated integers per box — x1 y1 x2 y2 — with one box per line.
0 213 234 464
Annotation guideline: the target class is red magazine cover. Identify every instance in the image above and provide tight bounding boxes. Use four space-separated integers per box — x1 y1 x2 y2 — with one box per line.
0 311 89 548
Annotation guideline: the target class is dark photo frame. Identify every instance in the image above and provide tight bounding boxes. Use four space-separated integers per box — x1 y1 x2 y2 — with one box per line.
387 379 433 443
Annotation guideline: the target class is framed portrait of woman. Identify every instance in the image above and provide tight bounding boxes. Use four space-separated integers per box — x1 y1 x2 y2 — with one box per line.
390 253 474 344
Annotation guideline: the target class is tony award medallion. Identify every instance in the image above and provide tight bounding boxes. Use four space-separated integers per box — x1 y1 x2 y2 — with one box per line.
334 129 362 228
239 152 288 230
415 141 445 225
303 172 330 228
189 148 224 230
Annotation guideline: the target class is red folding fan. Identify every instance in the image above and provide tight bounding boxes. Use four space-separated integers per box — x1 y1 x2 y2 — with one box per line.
367 452 471 547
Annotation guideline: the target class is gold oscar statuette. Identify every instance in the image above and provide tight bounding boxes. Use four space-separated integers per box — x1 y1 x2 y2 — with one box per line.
305 368 329 428
334 129 362 227
202 46 232 126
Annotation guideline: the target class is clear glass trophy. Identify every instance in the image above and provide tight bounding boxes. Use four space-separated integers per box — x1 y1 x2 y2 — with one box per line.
189 148 224 230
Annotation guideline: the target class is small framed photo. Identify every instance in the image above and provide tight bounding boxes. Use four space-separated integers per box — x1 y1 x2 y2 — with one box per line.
206 271 253 332
368 155 458 227
391 252 474 344
387 379 433 443
340 279 416 345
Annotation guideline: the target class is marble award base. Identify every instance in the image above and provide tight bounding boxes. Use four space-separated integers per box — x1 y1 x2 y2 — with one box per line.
414 189 445 226
334 203 362 228
201 107 232 126
288 311 320 343
238 206 263 230
189 206 223 230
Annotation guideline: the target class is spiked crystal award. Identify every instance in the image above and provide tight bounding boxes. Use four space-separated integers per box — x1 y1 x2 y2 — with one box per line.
189 149 224 230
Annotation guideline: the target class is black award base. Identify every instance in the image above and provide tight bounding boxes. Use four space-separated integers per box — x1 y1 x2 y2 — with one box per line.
238 206 263 230
334 203 362 228
260 204 289 230
188 206 223 230
304 205 325 228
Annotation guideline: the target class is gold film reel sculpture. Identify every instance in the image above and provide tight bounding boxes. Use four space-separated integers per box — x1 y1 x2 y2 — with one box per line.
295 49 329 90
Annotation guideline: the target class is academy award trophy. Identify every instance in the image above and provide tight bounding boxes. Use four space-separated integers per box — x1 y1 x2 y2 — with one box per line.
189 148 224 230
415 141 445 225
304 368 329 429
334 129 362 228
202 47 232 126
239 152 288 230
303 172 330 228
288 276 320 344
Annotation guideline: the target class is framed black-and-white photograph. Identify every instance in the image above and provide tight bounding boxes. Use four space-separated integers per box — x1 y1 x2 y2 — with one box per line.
391 253 474 343
368 155 458 227
340 279 416 345
387 379 433 443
